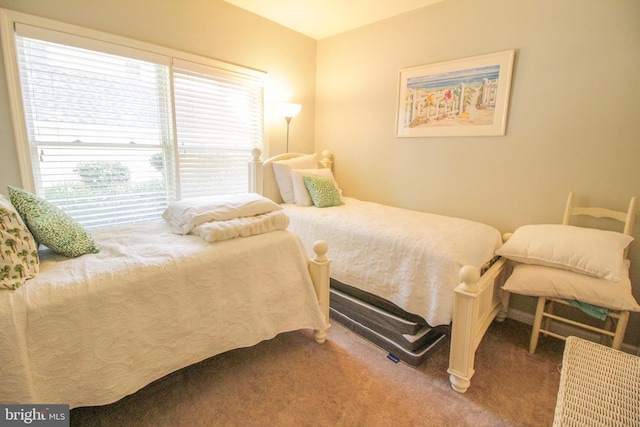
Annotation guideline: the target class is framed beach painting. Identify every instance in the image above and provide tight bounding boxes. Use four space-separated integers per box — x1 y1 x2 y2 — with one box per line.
396 50 515 137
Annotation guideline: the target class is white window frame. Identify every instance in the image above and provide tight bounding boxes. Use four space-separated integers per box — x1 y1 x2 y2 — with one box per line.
0 8 267 204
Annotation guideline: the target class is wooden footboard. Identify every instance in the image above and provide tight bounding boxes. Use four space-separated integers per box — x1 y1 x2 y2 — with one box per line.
309 240 331 343
448 257 511 393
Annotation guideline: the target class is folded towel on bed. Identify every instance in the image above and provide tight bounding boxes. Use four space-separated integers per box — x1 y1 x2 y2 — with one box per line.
192 210 289 242
163 193 283 234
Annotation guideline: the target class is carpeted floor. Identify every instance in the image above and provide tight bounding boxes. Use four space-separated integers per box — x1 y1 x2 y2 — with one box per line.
70 318 565 426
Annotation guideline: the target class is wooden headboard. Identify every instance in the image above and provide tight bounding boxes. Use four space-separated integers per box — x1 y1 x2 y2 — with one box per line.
249 148 333 203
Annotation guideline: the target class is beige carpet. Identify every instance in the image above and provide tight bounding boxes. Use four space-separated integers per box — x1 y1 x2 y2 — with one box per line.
70 319 565 426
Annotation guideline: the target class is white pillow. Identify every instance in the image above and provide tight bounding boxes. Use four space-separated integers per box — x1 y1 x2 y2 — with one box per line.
291 168 342 206
495 224 633 282
272 154 318 204
502 262 640 312
162 193 282 234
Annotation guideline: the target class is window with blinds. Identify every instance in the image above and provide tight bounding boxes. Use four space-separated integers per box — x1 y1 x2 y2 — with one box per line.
173 60 264 198
9 19 265 229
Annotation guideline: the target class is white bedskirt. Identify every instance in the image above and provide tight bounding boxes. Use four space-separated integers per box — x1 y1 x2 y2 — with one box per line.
283 197 502 326
0 221 325 408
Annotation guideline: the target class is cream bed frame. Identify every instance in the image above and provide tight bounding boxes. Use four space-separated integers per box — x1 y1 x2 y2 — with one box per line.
248 148 510 393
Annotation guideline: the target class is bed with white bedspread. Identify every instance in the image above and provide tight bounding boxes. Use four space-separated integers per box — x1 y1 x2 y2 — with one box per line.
0 193 329 408
249 149 510 393
283 198 500 326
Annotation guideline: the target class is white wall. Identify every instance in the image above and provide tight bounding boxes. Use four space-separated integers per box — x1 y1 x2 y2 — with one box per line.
0 0 318 193
315 0 640 345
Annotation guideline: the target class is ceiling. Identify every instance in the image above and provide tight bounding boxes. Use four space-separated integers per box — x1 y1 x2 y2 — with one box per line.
224 0 445 40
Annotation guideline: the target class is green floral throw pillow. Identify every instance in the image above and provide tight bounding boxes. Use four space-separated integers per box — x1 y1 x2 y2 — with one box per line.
303 176 344 208
0 194 39 290
8 186 99 258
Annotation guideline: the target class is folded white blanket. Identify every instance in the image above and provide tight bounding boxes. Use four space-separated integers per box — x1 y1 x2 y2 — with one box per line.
163 193 283 234
192 210 289 242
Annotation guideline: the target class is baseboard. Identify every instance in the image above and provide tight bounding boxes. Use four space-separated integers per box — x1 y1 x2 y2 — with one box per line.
506 308 639 356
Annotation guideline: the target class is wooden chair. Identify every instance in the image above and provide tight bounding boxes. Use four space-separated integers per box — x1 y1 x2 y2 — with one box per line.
529 192 637 354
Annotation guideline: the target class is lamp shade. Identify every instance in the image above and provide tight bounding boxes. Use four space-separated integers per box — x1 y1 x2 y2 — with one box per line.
277 103 302 119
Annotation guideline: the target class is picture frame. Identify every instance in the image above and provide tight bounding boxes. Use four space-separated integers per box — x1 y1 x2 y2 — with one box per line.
396 50 515 137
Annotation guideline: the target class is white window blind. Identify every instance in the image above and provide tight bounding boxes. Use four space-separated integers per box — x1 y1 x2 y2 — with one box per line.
16 34 175 229
173 60 264 198
10 20 265 229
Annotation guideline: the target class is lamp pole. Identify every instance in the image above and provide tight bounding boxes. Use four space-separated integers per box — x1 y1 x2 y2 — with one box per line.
285 116 293 153
277 103 301 153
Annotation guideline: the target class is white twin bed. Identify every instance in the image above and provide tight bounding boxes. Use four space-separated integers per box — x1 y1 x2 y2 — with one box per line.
0 197 330 408
282 198 500 326
250 149 510 393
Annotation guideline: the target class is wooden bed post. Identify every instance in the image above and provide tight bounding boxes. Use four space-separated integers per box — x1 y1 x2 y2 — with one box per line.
309 240 331 344
248 147 263 195
448 266 481 393
320 150 333 170
448 258 508 393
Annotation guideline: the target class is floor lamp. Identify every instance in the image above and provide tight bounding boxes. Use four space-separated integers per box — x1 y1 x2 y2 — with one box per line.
278 103 302 153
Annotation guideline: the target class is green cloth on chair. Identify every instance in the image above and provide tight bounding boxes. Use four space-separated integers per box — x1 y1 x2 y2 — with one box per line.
565 299 610 321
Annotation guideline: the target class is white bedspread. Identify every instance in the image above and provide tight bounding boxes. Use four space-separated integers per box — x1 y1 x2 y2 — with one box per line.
0 220 325 408
283 197 502 326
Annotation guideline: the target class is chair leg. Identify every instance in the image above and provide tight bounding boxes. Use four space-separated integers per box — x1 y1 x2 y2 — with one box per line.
601 316 614 346
611 311 629 350
529 297 547 355
542 300 555 337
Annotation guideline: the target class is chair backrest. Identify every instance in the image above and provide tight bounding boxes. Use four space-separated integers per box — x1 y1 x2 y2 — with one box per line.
562 192 638 258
